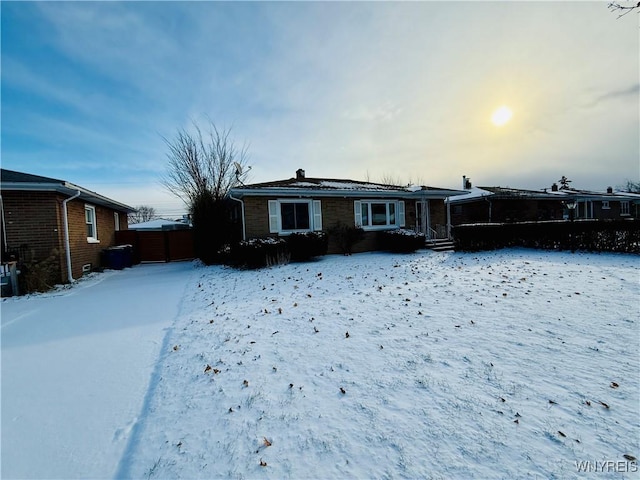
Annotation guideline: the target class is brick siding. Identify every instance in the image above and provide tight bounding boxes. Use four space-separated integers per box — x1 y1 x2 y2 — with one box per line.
2 190 129 284
242 195 421 254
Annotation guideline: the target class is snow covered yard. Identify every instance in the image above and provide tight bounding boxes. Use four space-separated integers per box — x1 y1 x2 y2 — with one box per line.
117 249 639 480
1 262 198 479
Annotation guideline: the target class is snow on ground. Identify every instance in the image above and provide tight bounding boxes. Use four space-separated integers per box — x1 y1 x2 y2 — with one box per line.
1 262 198 479
114 249 639 480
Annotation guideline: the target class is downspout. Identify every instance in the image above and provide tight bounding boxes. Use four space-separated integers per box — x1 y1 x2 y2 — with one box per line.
484 196 492 222
228 192 246 241
446 197 452 239
0 194 7 251
62 190 81 282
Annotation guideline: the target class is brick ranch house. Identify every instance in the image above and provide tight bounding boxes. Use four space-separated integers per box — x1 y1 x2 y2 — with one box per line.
448 180 640 225
1 168 135 285
228 169 464 254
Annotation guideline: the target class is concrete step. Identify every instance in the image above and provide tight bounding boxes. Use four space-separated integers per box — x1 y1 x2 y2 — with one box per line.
426 239 455 252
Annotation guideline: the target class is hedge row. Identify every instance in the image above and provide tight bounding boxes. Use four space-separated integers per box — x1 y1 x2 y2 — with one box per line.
378 229 426 253
453 219 640 253
221 232 329 268
219 227 428 268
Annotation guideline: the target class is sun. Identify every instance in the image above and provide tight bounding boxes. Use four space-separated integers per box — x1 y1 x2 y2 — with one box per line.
491 106 513 126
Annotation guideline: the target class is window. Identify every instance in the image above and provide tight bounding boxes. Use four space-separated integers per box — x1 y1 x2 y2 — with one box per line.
281 202 310 230
114 212 120 231
85 205 99 242
268 200 322 234
355 200 405 230
602 201 610 210
621 201 630 216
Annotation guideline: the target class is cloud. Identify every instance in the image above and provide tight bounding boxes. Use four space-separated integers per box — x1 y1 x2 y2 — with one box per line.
585 83 640 107
2 1 638 199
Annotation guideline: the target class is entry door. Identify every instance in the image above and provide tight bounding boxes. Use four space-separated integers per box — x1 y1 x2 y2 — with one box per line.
415 200 430 237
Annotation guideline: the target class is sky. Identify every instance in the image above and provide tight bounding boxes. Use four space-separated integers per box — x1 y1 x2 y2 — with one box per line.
2 1 639 219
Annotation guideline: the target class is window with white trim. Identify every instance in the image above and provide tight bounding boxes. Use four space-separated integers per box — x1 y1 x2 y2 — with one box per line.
601 201 610 210
620 201 630 216
268 199 322 234
85 205 98 242
355 200 405 230
114 212 120 231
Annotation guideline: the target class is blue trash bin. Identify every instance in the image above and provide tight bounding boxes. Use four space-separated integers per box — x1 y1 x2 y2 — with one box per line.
102 246 129 270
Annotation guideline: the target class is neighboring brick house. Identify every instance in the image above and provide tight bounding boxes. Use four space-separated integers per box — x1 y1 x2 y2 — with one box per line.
1 168 135 285
448 181 640 225
228 169 464 254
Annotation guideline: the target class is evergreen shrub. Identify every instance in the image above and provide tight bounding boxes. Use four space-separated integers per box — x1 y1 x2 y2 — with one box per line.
379 229 426 253
285 232 328 261
327 222 365 255
228 238 289 268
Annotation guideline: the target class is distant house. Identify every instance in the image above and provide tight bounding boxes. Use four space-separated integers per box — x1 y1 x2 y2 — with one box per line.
448 181 640 226
128 218 191 231
1 168 135 286
228 169 463 254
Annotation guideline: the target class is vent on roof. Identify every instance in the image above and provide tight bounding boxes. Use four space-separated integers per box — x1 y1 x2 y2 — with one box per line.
551 183 558 192
296 169 306 180
607 186 613 194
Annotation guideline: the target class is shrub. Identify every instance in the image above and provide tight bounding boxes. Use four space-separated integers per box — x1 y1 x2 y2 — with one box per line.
452 219 640 253
379 229 426 253
327 222 365 255
191 193 238 265
228 237 289 268
285 232 328 262
18 248 61 294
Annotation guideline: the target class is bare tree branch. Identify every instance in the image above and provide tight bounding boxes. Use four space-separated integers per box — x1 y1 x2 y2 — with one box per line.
128 205 157 224
161 120 249 206
608 1 640 19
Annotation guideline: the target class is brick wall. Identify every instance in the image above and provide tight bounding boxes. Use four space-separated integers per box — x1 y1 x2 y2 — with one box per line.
65 199 128 280
1 190 129 284
2 191 63 273
242 195 419 254
243 197 271 238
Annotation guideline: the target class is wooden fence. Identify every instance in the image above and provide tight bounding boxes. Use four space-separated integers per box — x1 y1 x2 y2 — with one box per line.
115 229 194 263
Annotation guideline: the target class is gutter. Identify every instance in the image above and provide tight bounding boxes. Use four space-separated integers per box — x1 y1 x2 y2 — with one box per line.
228 191 246 241
229 187 462 200
62 190 81 282
0 194 7 250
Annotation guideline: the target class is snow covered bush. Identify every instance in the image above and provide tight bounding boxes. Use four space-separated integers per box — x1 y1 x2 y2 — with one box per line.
379 229 426 253
228 237 289 268
285 232 328 262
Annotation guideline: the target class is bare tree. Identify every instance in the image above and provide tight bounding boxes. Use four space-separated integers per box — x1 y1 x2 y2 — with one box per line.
162 120 250 264
558 176 573 189
617 179 640 193
379 173 405 187
608 1 640 18
128 205 157 224
162 120 249 205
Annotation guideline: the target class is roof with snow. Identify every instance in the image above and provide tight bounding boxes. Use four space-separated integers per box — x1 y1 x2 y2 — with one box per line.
448 185 640 203
128 219 191 231
230 171 464 199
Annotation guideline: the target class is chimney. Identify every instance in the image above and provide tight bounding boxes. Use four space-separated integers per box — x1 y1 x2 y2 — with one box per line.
606 186 613 194
462 175 472 189
551 183 558 192
296 169 305 180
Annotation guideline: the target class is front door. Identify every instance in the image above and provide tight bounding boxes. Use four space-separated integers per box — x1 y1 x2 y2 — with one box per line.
415 200 430 238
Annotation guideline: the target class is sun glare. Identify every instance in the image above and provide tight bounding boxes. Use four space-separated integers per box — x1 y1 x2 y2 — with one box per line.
491 106 513 126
